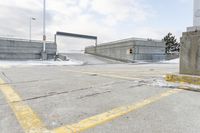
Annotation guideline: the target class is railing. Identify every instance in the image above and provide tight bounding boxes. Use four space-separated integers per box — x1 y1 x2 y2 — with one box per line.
0 36 54 43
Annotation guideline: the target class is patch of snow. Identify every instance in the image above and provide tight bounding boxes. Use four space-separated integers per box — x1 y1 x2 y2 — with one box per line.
0 59 84 68
151 78 200 89
160 58 179 64
133 60 149 64
151 79 180 88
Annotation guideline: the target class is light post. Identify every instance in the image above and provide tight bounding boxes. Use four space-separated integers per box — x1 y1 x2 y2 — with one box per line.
41 0 47 60
29 17 36 41
43 0 46 52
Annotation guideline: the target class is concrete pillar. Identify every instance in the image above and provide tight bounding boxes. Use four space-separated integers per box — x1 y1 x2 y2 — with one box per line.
166 0 200 85
180 31 200 76
187 0 200 31
180 0 200 76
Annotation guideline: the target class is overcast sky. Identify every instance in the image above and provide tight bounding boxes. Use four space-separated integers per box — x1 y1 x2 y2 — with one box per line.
0 0 192 48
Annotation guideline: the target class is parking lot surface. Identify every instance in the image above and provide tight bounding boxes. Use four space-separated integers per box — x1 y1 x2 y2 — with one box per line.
1 62 200 133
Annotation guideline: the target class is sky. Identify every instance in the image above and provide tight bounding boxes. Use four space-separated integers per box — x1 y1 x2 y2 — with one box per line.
0 0 192 52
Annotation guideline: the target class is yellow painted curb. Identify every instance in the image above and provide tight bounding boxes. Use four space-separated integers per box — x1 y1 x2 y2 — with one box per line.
165 74 200 85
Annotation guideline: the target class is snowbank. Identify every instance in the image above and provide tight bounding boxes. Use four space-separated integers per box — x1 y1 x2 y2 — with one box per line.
160 58 179 64
151 78 200 90
0 60 84 68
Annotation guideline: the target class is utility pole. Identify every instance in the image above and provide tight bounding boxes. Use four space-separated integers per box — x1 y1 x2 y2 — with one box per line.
43 0 46 52
41 0 47 60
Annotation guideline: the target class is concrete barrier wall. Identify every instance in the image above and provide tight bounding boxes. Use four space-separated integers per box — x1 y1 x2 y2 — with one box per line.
0 38 57 60
85 38 166 62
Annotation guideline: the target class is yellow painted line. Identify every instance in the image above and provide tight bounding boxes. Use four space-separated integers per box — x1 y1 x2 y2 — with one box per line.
53 89 181 133
165 74 200 85
0 79 49 133
64 70 141 81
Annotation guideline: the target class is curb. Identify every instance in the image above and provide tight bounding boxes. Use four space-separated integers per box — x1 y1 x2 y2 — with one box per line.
165 74 200 85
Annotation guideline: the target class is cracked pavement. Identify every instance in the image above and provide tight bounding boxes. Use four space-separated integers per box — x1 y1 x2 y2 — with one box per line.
1 63 200 133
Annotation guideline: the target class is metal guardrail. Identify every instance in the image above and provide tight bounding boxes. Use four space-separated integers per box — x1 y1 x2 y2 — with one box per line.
56 32 97 40
0 36 54 43
56 31 98 46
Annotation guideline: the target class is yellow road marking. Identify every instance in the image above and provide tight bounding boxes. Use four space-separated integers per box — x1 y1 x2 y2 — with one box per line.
0 79 49 133
63 70 141 81
53 89 181 133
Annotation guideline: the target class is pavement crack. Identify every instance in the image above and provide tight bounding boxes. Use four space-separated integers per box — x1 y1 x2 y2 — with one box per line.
0 78 69 86
70 87 93 93
0 71 12 83
102 81 124 87
0 87 94 105
128 84 146 88
78 90 111 99
90 74 98 76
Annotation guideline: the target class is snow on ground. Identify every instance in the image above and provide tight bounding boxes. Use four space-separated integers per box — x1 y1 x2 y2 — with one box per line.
151 79 180 89
0 59 84 68
160 58 179 64
0 57 180 68
151 78 200 89
130 58 180 64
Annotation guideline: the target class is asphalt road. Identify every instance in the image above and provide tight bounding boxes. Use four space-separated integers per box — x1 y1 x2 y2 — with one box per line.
0 61 200 133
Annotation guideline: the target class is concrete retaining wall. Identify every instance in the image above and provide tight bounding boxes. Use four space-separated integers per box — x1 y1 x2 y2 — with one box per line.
85 38 166 62
180 31 200 76
0 38 57 60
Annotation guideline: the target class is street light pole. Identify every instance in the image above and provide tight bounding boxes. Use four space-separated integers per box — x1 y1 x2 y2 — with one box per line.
43 0 46 52
29 17 36 41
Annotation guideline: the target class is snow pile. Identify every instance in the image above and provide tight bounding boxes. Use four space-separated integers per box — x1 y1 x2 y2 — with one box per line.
0 60 84 68
151 78 200 90
151 79 180 88
160 58 179 64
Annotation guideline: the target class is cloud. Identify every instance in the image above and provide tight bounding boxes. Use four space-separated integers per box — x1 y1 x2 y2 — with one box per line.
0 0 155 39
130 27 182 41
178 0 190 3
90 0 155 25
0 0 42 10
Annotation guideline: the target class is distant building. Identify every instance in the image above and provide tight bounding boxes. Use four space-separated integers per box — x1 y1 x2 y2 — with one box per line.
85 37 166 62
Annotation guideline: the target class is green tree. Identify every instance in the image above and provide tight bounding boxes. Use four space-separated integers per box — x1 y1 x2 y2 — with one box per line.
163 33 180 54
